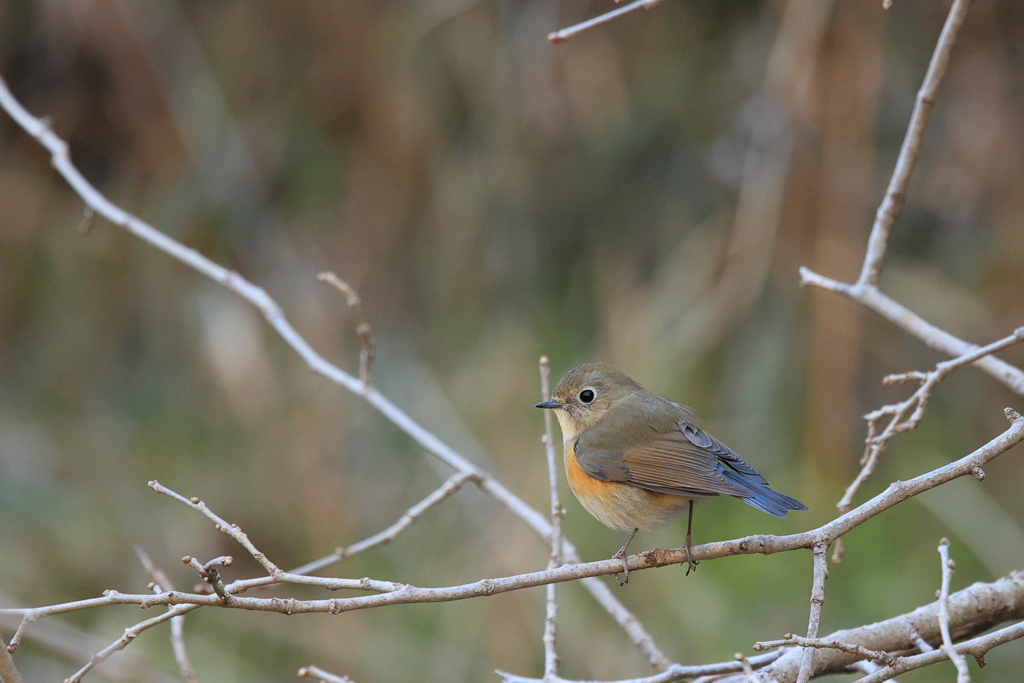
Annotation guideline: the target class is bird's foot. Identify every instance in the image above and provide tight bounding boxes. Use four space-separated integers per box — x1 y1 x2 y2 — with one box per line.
611 549 630 586
684 535 699 576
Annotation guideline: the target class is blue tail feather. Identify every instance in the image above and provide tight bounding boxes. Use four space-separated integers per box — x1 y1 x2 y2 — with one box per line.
717 464 808 517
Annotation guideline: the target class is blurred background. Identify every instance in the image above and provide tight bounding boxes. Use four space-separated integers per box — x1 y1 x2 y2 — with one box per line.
1 0 1024 681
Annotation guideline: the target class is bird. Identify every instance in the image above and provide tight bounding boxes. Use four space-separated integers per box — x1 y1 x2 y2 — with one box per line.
536 362 807 583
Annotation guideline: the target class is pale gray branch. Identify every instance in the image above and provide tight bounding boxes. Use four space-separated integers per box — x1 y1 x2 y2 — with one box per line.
134 547 199 683
495 651 783 683
937 540 971 682
0 631 24 683
547 0 664 44
831 326 1024 562
719 570 1024 683
4 412 1020 623
800 268 1024 396
297 664 355 683
0 72 665 668
857 0 974 287
540 356 565 680
795 544 829 683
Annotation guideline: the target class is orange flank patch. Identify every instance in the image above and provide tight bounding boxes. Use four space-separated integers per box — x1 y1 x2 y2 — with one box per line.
565 446 615 501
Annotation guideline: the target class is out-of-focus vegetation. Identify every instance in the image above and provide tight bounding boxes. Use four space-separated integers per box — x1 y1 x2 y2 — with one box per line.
1 0 1023 681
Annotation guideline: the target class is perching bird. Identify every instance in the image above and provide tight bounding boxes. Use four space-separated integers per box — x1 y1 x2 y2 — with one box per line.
536 362 807 582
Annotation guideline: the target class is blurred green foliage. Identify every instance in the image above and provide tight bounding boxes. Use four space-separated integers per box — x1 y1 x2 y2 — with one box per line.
1 0 1024 681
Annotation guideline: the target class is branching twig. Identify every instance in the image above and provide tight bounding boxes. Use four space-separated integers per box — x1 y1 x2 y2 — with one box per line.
831 326 1024 561
134 547 199 683
795 544 829 683
0 73 666 670
753 635 894 666
150 481 278 577
291 471 478 575
854 619 1024 683
318 272 374 385
714 570 1024 682
496 651 782 683
4 412 1020 623
937 539 971 683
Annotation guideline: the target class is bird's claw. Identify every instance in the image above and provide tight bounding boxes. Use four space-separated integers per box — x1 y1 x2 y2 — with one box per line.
612 550 630 585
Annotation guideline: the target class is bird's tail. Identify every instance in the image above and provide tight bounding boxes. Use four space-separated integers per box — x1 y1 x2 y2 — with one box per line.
718 466 808 517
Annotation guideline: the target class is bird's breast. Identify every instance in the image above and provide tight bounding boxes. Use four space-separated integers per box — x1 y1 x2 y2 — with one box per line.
564 444 692 532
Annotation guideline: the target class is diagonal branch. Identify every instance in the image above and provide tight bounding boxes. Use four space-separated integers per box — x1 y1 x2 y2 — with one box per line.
857 0 974 287
0 72 667 670
5 411 1021 621
547 0 664 44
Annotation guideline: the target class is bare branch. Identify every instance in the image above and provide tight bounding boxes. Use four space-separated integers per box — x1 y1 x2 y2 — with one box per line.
800 268 1024 396
65 608 187 683
719 570 1024 682
150 481 279 577
317 272 374 385
540 356 565 680
937 540 971 682
857 0 974 287
134 547 199 683
289 471 478 578
831 326 1024 561
547 0 664 44
0 72 663 665
854 619 1024 683
735 652 760 683
496 651 783 683
5 412 1020 624
795 544 828 683
753 635 894 666
297 664 355 683
0 630 25 683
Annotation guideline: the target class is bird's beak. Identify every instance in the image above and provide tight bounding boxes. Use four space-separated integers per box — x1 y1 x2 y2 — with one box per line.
535 400 563 409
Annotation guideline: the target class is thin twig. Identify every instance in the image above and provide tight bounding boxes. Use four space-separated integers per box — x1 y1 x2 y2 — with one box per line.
857 0 974 287
795 543 829 683
0 630 25 683
150 482 279 577
547 0 663 44
0 73 666 669
753 635 894 666
297 664 355 683
800 269 1024 396
906 622 934 653
937 539 971 682
134 547 199 683
831 326 1024 562
735 652 759 683
540 357 564 680
64 608 187 683
318 272 374 385
854 619 1024 683
290 472 477 576
5 412 1021 622
495 651 782 683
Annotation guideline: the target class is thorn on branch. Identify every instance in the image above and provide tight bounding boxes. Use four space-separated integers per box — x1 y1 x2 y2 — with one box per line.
318 272 374 385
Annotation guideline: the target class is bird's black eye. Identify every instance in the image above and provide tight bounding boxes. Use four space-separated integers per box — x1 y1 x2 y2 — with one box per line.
579 389 595 404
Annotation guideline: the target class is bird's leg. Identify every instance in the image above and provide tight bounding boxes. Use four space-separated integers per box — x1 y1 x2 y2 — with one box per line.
611 528 638 586
684 499 699 576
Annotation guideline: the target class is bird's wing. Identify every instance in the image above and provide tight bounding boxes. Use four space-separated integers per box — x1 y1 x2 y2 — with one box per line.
574 427 752 499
